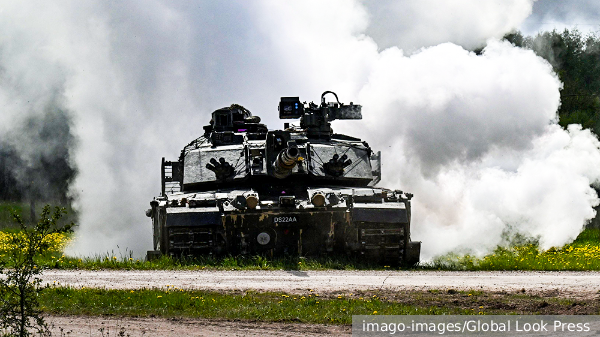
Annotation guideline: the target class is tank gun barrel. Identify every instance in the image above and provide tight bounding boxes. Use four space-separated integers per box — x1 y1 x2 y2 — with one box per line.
273 145 300 179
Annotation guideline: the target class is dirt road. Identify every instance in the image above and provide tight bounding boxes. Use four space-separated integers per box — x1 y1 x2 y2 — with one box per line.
44 315 350 337
41 269 600 298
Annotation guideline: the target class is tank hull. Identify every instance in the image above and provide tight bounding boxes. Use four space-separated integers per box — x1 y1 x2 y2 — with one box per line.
149 187 420 265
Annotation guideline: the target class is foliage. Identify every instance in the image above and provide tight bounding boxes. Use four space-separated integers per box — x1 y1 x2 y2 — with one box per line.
39 287 470 324
504 29 600 134
0 206 74 337
31 252 385 271
430 229 600 271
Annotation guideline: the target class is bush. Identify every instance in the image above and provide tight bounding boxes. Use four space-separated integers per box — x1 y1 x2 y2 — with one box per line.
0 205 74 337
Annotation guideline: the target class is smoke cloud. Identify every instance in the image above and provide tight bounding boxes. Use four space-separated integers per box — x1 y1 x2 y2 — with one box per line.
0 0 598 260
0 24 74 205
352 40 600 257
362 0 535 51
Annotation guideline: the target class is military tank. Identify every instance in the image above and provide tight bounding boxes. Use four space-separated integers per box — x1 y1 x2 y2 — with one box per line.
146 91 420 265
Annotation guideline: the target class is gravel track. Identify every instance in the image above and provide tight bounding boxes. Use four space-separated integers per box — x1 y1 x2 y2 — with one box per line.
41 270 600 298
44 315 350 337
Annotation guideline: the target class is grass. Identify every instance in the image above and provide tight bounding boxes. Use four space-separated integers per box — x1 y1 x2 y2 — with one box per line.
36 253 387 271
36 287 475 324
37 286 599 323
430 228 600 271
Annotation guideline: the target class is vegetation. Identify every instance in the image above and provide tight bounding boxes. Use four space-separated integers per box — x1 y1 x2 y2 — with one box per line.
0 206 74 337
504 29 600 135
29 252 386 271
431 229 600 271
35 286 599 323
39 287 465 325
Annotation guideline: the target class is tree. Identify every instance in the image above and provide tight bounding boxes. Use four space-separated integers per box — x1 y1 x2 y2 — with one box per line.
0 206 74 337
504 29 600 135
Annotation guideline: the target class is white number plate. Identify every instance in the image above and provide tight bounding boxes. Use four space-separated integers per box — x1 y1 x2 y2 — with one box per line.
273 216 297 223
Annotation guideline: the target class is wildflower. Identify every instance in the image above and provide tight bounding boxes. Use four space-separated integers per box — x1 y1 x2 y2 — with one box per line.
373 311 378 314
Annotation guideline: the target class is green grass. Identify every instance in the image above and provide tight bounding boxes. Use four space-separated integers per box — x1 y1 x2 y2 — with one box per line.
37 287 472 324
429 228 600 271
35 253 388 271
38 286 600 322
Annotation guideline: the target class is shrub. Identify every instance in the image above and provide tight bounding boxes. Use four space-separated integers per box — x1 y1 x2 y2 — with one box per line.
0 206 74 337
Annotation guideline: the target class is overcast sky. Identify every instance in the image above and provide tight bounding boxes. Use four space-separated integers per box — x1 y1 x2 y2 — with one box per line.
521 0 600 36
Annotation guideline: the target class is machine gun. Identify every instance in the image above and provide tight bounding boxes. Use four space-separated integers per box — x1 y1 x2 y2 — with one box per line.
279 91 362 139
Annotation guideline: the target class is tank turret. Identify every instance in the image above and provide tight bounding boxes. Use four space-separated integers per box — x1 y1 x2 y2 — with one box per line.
147 91 420 265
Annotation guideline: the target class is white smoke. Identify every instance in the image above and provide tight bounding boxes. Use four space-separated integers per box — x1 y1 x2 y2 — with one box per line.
1 0 598 260
362 0 535 51
340 39 600 258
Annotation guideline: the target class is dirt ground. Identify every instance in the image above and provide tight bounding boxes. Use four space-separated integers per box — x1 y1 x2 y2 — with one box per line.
45 315 350 337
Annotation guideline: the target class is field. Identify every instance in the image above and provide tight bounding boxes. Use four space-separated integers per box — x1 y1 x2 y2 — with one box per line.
37 286 599 325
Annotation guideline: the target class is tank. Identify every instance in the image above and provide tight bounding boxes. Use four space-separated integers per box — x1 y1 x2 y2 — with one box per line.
146 91 420 265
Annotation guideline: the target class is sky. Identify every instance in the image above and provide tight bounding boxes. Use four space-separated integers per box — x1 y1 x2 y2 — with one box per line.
521 0 600 36
1 0 600 260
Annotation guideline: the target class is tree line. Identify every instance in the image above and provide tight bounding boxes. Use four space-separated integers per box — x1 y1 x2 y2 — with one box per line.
503 29 600 134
